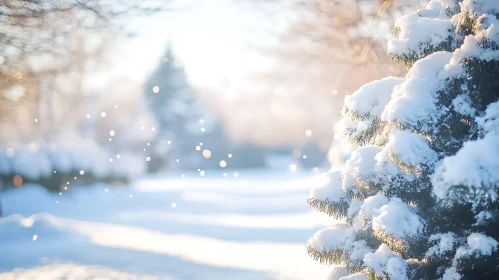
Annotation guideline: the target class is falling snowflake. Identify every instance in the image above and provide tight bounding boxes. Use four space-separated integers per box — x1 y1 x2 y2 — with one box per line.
202 149 212 158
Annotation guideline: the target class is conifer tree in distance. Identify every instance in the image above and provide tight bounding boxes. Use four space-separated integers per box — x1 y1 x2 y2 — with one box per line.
307 1 499 279
145 44 203 171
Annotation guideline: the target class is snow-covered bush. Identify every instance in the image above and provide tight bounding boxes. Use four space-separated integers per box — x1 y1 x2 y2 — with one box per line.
308 1 499 279
0 142 145 191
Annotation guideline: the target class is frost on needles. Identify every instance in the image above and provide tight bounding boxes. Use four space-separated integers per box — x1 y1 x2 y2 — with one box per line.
307 0 499 279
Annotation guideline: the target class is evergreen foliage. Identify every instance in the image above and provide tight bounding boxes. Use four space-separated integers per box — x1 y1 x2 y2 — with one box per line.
144 44 204 170
307 1 499 279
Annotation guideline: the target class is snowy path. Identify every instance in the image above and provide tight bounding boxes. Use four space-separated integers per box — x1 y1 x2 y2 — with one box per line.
0 170 333 279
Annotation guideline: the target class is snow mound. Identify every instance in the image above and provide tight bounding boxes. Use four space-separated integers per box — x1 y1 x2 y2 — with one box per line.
309 171 344 204
372 198 423 239
342 146 382 191
382 51 453 130
341 77 403 145
426 232 458 257
460 0 499 14
432 133 499 204
363 244 408 280
378 130 437 171
477 100 499 133
388 0 453 61
0 142 145 189
308 223 355 254
343 77 404 117
327 266 349 280
455 233 499 259
359 193 389 222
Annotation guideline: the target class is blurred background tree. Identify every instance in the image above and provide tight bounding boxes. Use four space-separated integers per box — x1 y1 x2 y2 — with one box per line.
0 0 165 141
0 0 165 190
241 0 425 168
0 0 433 190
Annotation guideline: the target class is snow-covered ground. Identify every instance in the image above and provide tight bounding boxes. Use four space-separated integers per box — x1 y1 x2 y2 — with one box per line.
0 169 334 279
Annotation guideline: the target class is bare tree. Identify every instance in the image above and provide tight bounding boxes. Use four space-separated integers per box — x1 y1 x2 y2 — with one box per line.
0 0 168 119
226 0 425 146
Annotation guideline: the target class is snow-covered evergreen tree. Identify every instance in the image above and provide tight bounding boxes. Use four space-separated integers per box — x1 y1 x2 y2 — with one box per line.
307 1 499 279
144 44 206 170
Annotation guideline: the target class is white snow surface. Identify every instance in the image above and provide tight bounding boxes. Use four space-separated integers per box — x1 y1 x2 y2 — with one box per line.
327 266 349 280
474 211 494 225
339 272 369 280
380 130 437 169
308 223 354 253
359 193 389 222
363 244 408 280
477 100 499 134
342 146 382 190
432 133 499 204
455 233 499 259
343 77 404 117
381 51 453 129
0 263 166 280
0 170 332 280
309 171 344 203
372 197 423 238
426 232 458 257
460 0 499 14
452 94 476 116
340 77 403 146
387 0 452 58
442 267 462 280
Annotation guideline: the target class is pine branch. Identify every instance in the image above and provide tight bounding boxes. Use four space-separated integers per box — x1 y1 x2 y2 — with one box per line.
307 244 349 265
307 197 350 219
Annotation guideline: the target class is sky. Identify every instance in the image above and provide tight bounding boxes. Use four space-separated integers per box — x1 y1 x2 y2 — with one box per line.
116 0 289 89
101 0 336 147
